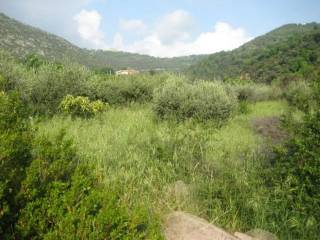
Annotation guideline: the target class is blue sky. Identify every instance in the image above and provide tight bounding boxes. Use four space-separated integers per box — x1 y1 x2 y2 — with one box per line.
1 0 320 57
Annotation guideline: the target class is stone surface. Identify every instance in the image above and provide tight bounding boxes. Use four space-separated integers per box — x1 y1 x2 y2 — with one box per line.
234 232 253 240
164 211 239 240
164 211 279 240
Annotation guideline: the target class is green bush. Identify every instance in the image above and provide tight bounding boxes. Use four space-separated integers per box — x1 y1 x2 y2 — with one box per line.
238 101 251 114
0 72 161 238
284 80 313 111
0 75 6 90
0 50 167 113
60 95 106 118
262 83 320 239
17 131 161 239
87 74 167 105
0 91 33 238
0 50 31 93
25 62 91 114
232 83 281 102
153 78 237 123
23 54 45 70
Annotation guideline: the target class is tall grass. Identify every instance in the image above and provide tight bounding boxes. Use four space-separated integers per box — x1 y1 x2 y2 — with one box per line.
37 101 288 235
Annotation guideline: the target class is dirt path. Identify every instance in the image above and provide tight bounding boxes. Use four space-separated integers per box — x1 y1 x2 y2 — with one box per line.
251 117 287 144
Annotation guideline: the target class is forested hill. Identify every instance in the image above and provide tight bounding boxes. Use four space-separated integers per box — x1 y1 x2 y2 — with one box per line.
187 23 320 83
0 13 206 71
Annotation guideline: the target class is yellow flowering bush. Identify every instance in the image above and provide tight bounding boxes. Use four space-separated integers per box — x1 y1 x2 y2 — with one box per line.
60 95 106 118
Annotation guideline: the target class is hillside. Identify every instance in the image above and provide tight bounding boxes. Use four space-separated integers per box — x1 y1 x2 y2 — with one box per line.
0 12 206 71
187 23 320 83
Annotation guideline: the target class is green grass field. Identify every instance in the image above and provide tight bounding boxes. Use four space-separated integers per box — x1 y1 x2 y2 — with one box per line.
36 100 288 233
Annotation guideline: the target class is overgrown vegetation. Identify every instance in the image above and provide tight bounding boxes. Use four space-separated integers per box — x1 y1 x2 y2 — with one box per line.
0 49 168 114
0 90 33 237
0 19 320 239
153 78 237 123
284 80 313 111
17 131 161 240
87 74 166 105
0 86 162 239
261 82 320 239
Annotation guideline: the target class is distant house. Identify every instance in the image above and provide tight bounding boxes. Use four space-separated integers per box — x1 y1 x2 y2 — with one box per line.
116 69 140 76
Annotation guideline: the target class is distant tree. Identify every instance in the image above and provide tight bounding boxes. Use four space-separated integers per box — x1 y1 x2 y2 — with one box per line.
95 66 115 75
149 69 156 76
23 54 44 70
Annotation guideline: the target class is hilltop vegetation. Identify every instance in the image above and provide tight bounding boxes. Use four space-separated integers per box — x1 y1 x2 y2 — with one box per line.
0 13 206 71
188 23 320 83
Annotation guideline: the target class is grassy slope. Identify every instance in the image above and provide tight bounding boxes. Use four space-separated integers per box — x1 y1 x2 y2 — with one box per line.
36 101 287 233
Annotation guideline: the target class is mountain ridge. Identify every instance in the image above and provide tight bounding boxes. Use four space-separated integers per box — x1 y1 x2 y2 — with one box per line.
187 22 320 83
0 12 207 71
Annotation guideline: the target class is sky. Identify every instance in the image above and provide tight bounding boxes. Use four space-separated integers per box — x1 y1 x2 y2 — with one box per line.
1 0 320 57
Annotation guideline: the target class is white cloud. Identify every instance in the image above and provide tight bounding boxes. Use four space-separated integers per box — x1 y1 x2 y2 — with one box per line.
0 0 101 46
74 9 107 49
1 3 252 57
185 22 253 55
113 32 124 49
155 9 195 45
119 19 147 33
118 20 252 57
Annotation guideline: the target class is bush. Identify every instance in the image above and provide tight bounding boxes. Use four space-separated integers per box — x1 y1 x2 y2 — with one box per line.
23 54 45 70
238 101 251 114
262 83 320 239
87 74 167 105
0 50 31 93
153 78 237 123
284 80 313 111
0 91 33 238
232 83 281 102
25 62 91 114
60 95 106 118
17 131 161 239
0 91 161 239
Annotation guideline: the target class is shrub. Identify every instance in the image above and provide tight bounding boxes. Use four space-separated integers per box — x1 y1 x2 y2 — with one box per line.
17 131 161 239
232 84 254 102
0 91 33 238
153 78 237 123
23 54 45 70
238 101 251 114
87 74 167 105
60 95 106 118
265 113 320 238
0 94 161 239
0 50 31 93
262 83 320 239
0 75 5 90
232 84 281 102
26 62 91 114
284 80 313 111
